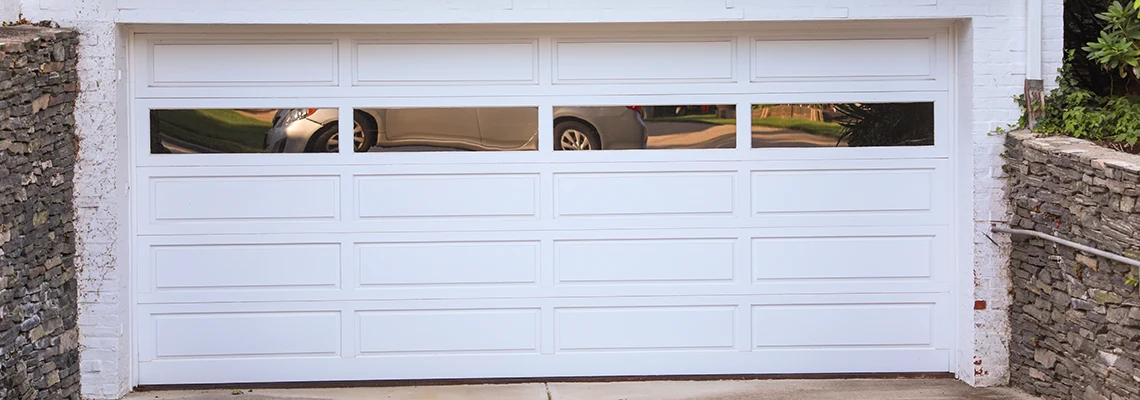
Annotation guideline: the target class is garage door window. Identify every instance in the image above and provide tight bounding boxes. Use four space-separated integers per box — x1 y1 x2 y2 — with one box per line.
555 104 737 150
354 107 539 152
751 102 935 149
150 108 336 154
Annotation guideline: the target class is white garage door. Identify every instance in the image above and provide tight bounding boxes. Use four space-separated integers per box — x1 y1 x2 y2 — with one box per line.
131 24 958 385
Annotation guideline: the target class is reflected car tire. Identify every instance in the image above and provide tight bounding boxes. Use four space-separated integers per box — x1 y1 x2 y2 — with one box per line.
305 117 378 153
555 120 601 151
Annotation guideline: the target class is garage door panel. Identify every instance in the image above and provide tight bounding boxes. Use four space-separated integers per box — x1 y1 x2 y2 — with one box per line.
149 41 338 86
554 239 736 284
751 168 934 214
555 172 735 217
138 348 950 385
357 241 539 286
146 311 341 360
555 306 737 352
134 25 958 384
752 38 935 82
356 309 539 355
752 303 934 348
354 41 538 85
553 39 735 83
356 174 538 219
146 243 341 291
150 175 340 222
753 235 934 280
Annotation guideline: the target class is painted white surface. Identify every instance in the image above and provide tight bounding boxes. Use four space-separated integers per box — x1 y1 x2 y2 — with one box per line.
126 26 960 385
355 41 538 84
148 312 340 358
555 306 737 351
357 309 539 354
752 304 934 347
555 172 736 217
150 243 340 289
16 0 1068 396
751 169 933 214
753 38 935 81
151 176 339 221
555 239 735 283
356 174 538 219
752 235 934 280
357 241 539 286
150 42 338 86
0 0 18 22
553 39 735 83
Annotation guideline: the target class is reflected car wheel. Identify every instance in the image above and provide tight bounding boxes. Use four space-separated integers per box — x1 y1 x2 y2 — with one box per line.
555 121 600 151
306 118 377 153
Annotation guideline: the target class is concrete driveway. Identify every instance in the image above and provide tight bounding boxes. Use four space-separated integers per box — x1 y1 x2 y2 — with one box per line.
127 379 1040 400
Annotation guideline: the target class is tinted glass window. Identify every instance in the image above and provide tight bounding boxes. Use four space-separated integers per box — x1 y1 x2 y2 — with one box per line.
554 105 735 150
353 107 538 152
751 103 934 148
151 108 336 154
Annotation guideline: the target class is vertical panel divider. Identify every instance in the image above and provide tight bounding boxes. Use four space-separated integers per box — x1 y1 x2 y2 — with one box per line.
541 305 556 355
735 303 752 352
538 105 554 153
338 35 352 88
736 102 751 153
340 306 356 359
538 37 553 86
735 236 751 286
338 106 354 154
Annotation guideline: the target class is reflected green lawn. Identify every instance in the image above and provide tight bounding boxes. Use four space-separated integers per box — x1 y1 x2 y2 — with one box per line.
647 114 845 138
153 109 271 153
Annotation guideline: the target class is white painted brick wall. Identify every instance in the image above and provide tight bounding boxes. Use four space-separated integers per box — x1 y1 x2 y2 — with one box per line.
19 0 1064 397
0 0 18 22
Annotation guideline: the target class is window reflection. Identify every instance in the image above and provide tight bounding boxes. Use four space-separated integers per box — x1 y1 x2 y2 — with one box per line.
150 109 324 154
750 103 934 148
554 105 734 150
354 107 539 152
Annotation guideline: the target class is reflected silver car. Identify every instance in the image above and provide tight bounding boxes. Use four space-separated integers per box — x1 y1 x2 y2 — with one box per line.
265 107 647 153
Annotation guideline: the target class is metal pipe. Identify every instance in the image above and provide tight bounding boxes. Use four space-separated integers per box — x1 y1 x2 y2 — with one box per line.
992 226 1140 268
1027 0 1043 81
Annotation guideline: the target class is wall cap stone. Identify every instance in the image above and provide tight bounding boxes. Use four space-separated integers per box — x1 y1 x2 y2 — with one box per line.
1009 130 1140 174
0 25 77 48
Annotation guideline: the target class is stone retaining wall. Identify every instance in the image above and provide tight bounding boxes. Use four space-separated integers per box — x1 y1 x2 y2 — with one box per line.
1005 131 1140 400
0 25 80 400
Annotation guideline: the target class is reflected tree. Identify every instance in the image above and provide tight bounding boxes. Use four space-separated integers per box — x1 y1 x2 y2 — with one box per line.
834 102 935 147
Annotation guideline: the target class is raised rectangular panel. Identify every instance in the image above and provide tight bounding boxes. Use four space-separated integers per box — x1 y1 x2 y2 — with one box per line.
556 239 734 283
150 42 337 86
358 241 538 286
556 172 734 217
355 42 537 84
124 0 513 9
152 312 339 357
356 174 537 219
549 0 726 7
753 38 934 81
753 236 933 280
752 304 932 347
556 306 735 351
152 243 339 289
751 169 932 214
357 309 538 354
151 176 338 221
554 40 734 83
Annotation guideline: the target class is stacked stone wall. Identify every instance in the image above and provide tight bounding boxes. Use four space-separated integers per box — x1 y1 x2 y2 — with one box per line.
1006 131 1140 400
0 25 80 400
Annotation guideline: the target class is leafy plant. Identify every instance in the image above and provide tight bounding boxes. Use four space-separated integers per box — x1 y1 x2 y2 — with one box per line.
1028 50 1140 152
1083 1 1140 80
